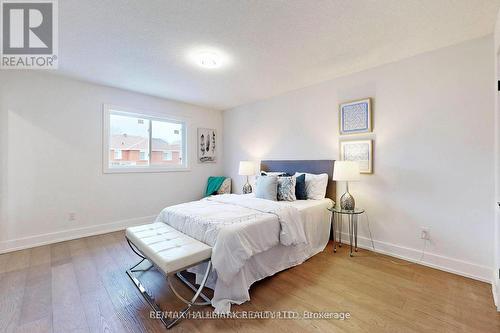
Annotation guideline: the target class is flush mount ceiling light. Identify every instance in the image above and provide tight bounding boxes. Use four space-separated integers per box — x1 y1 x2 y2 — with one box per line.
196 51 220 68
188 48 231 70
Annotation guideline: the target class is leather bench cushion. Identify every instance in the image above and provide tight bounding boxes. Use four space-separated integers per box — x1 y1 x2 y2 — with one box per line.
126 222 212 274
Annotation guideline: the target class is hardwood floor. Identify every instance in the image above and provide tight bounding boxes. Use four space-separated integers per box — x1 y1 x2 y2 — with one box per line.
0 231 499 333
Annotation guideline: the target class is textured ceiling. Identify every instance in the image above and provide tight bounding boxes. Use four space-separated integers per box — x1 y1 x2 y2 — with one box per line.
56 0 500 110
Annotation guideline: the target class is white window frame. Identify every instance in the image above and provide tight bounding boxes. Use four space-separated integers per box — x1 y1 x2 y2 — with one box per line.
103 104 189 173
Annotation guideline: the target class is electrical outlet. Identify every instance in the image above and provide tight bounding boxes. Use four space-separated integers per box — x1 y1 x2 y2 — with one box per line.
420 227 430 240
68 212 76 222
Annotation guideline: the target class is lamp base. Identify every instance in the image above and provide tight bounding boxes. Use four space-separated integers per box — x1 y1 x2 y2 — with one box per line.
340 191 355 210
242 183 252 194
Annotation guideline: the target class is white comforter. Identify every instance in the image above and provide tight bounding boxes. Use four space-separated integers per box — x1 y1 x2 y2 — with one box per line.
155 194 307 285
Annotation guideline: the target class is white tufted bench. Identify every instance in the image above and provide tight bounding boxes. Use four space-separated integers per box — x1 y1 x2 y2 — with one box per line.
125 222 213 329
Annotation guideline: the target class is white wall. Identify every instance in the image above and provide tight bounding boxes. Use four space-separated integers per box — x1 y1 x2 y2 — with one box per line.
223 36 495 282
0 71 223 252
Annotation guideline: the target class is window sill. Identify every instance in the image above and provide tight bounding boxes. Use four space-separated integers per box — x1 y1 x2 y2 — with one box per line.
103 167 191 174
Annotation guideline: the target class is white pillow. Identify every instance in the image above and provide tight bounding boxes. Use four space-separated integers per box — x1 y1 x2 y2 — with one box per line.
217 178 232 194
294 172 328 200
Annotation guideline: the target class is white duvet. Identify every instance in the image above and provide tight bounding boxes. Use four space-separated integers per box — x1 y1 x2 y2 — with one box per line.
155 194 307 285
155 194 332 312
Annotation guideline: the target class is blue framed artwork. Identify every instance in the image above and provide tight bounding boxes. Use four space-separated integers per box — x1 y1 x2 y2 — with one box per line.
339 98 372 135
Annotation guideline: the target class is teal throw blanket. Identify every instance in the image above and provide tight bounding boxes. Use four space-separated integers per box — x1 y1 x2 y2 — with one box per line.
205 176 226 197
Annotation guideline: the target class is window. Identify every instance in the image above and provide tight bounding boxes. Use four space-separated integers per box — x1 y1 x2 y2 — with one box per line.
114 149 122 160
103 105 188 173
163 151 172 161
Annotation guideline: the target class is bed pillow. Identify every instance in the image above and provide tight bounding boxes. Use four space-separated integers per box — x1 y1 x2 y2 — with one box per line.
255 175 278 201
217 177 232 194
294 172 329 200
260 171 288 177
294 173 307 200
277 176 296 201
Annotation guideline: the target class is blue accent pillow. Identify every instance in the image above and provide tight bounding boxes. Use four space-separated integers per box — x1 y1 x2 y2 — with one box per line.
255 176 278 201
295 173 307 200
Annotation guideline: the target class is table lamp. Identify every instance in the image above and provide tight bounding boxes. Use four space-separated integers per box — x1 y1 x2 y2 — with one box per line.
332 161 360 210
239 161 255 194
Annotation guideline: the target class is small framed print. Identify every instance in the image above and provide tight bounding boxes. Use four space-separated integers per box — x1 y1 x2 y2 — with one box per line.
339 98 372 135
197 128 217 163
340 139 373 174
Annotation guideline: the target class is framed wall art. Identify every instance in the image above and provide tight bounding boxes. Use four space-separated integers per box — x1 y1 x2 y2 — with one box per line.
339 98 372 135
340 139 373 174
197 128 217 163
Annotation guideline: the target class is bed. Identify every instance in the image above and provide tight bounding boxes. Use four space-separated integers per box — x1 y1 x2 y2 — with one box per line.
153 160 336 313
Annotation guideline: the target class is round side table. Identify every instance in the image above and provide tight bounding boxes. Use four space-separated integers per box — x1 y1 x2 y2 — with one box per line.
328 207 365 256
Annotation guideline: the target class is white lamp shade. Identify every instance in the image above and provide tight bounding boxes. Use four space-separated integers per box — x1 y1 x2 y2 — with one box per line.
332 161 360 181
238 161 256 176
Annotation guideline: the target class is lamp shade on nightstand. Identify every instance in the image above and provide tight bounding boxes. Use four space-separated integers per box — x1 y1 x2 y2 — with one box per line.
238 161 256 176
333 161 360 210
238 161 255 194
332 161 360 181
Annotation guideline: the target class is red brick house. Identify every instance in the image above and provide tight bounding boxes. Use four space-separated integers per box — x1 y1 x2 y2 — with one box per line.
109 134 181 166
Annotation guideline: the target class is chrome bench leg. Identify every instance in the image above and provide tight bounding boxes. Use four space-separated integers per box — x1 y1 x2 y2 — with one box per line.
175 271 211 303
126 267 172 328
168 261 212 306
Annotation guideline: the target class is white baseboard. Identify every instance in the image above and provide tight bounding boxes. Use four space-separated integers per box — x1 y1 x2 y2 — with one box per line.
0 215 156 254
337 231 492 283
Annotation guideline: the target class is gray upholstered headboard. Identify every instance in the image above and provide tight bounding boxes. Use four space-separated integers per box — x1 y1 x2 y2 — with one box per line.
260 160 336 200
